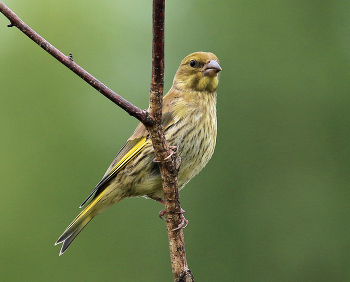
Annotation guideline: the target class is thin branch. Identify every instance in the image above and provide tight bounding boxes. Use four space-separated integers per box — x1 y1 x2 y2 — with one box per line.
147 1 194 281
0 1 150 125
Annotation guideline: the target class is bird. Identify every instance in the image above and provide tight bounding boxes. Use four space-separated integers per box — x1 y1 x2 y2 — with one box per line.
55 52 222 255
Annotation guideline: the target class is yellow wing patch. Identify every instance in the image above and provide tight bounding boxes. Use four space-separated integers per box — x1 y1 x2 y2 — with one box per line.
107 136 150 177
79 136 151 208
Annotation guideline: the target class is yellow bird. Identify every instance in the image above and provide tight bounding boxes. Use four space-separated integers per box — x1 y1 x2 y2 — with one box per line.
55 52 222 255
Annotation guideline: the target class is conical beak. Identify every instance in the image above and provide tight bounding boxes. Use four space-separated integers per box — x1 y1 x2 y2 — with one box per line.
203 60 222 77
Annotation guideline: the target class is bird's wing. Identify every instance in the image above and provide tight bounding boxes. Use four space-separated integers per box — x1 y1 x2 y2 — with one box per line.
80 88 180 208
79 136 151 207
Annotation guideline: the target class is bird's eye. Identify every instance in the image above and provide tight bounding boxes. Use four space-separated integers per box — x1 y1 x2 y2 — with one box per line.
190 60 196 68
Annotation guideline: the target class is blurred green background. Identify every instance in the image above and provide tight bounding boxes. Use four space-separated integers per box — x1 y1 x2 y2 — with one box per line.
1 0 350 281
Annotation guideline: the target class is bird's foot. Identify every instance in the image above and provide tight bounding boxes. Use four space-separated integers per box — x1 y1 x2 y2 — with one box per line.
164 146 177 160
153 146 178 163
173 208 189 231
159 208 188 231
159 209 166 220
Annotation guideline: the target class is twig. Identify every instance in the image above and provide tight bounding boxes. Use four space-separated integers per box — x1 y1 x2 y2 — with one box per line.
0 1 150 125
147 1 193 281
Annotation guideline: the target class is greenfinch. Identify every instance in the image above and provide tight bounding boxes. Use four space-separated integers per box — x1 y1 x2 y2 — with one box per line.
55 52 222 255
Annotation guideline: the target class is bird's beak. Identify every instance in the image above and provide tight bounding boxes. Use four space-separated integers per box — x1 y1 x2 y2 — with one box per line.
203 60 222 77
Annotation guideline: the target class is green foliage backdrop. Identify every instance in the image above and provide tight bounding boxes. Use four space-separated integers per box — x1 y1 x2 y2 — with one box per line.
1 0 350 281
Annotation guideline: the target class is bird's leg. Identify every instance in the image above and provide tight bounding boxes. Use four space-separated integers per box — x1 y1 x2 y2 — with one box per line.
150 197 167 219
150 196 188 230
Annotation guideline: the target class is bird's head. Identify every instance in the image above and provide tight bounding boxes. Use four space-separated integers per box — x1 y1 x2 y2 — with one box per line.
173 52 222 93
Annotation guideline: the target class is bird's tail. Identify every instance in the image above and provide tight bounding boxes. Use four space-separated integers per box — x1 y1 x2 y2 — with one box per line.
55 192 105 256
